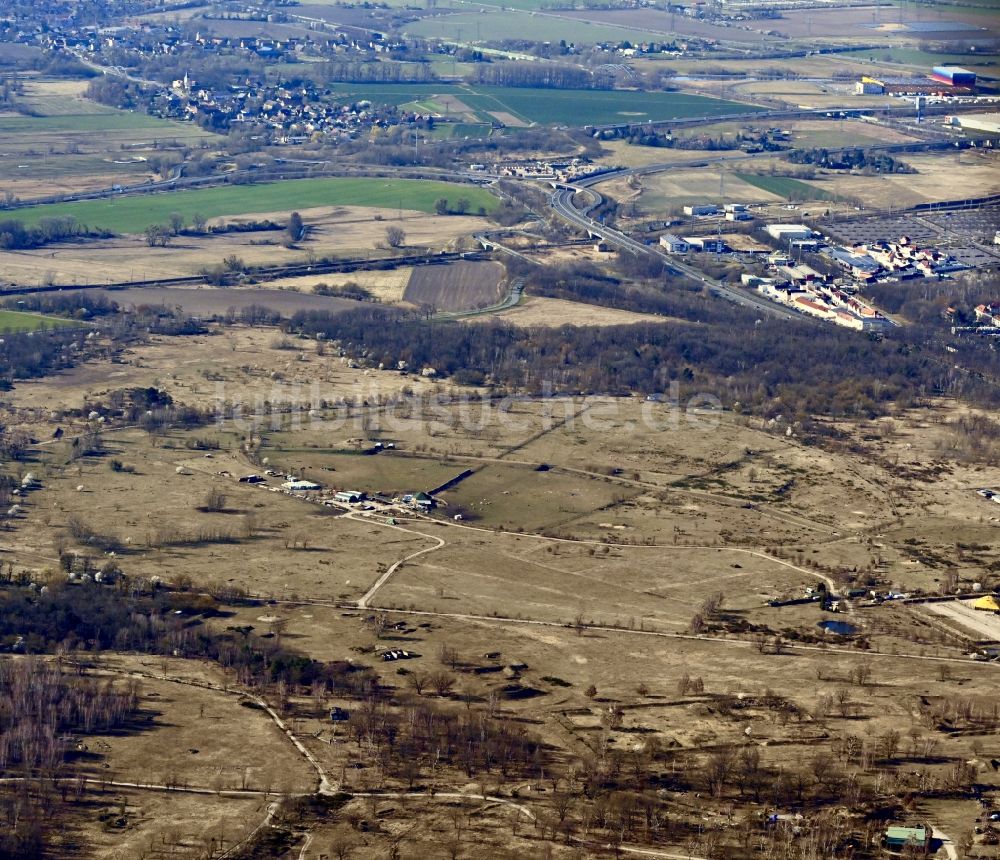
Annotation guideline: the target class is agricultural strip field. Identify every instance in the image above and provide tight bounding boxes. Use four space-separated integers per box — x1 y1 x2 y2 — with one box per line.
402 260 504 312
8 178 499 234
0 206 490 286
406 9 675 45
837 45 1000 75
0 78 215 197
0 309 81 332
734 173 840 202
616 168 784 214
327 82 760 126
0 112 189 134
799 151 1000 209
485 296 669 327
58 287 364 318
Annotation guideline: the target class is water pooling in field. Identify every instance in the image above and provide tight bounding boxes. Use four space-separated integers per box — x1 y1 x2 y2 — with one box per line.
817 620 859 636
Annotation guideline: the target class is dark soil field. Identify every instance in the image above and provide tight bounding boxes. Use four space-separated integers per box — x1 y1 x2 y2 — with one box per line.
295 3 437 28
403 260 504 312
61 286 363 318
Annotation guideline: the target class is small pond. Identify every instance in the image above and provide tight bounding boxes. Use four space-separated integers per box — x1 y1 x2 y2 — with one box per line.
817 620 859 636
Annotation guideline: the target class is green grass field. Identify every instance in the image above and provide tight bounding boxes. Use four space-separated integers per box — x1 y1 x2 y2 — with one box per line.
735 173 839 202
0 310 80 332
9 178 499 234
838 46 1000 71
406 8 665 46
0 111 188 134
328 82 758 127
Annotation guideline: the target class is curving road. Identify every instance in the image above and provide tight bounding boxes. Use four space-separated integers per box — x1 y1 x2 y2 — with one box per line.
354 515 447 609
549 184 807 321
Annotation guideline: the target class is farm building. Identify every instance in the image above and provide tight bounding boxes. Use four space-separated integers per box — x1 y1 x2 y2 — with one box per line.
401 492 434 509
884 825 930 854
973 595 1000 612
282 479 321 492
334 490 364 503
659 233 690 254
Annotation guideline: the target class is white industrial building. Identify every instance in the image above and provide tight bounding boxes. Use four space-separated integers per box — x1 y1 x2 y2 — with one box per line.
946 112 1000 134
683 204 719 217
659 233 689 253
684 237 727 252
766 224 815 242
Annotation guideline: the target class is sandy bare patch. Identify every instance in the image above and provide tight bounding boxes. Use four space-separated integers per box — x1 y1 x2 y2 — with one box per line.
811 150 1000 208
790 118 921 145
489 110 531 128
482 296 672 327
617 168 784 214
434 94 475 115
599 139 748 168
522 245 615 266
264 268 414 303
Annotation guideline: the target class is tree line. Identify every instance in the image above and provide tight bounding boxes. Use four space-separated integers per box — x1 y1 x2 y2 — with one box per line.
0 217 111 250
788 147 915 174
467 61 613 90
284 301 1000 419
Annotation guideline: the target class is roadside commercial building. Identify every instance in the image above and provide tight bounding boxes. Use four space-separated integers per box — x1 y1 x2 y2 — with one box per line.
766 224 814 242
682 204 718 217
929 66 976 88
659 233 690 253
946 112 1000 135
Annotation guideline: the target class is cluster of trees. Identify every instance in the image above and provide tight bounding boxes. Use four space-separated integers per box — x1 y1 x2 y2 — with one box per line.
320 59 437 84
0 659 140 773
433 197 477 216
0 73 25 111
84 76 145 111
344 697 545 787
0 329 83 388
865 268 995 326
0 581 377 698
5 293 118 320
788 147 915 174
0 217 108 250
513 258 689 319
134 48 266 93
0 301 207 387
468 62 612 90
622 129 739 150
620 126 787 152
284 302 1000 419
0 575 383 857
0 661 140 859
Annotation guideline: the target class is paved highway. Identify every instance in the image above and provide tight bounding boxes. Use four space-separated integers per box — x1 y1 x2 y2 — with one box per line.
548 185 808 321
